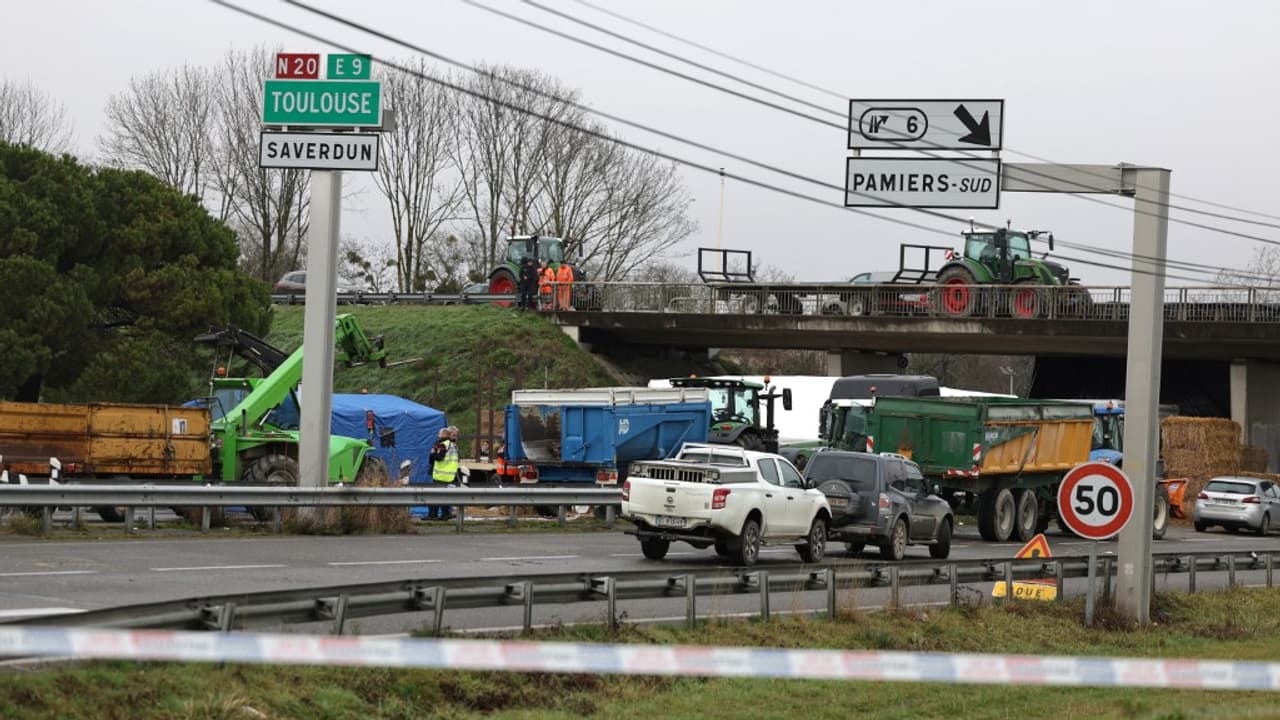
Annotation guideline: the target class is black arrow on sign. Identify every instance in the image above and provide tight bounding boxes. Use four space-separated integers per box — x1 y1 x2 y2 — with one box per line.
953 104 992 146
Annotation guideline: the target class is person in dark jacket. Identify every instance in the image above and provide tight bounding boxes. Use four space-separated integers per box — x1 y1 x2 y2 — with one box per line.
518 255 539 310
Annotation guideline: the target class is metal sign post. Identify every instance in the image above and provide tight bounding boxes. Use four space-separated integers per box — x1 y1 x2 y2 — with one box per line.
298 169 342 491
1085 541 1099 626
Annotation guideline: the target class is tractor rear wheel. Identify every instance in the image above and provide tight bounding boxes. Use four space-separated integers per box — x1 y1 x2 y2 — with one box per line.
488 269 517 307
934 266 977 316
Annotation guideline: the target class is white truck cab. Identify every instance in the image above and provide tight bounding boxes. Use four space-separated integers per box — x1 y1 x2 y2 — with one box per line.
621 443 831 566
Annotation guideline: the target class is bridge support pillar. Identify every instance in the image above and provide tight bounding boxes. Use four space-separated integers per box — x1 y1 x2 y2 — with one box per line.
1230 360 1280 452
825 351 908 376
559 324 591 352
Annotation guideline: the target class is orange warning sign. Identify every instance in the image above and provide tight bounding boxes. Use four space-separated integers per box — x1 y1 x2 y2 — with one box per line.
991 533 1056 601
1014 533 1052 559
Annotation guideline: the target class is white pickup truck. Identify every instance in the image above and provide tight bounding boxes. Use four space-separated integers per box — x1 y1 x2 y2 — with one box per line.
621 443 831 566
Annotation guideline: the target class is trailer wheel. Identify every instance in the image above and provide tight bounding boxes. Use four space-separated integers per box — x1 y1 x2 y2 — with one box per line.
1013 489 1039 542
978 488 1016 542
640 537 670 560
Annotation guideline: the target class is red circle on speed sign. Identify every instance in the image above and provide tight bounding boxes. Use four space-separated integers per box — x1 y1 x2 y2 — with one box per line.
1057 462 1135 539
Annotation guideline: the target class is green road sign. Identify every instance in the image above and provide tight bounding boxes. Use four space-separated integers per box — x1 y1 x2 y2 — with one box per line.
262 79 382 127
327 54 371 80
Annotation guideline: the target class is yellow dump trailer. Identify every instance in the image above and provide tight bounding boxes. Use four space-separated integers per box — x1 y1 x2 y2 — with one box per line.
865 396 1166 543
0 401 212 479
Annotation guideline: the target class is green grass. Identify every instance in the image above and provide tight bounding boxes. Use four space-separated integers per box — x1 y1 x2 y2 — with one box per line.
265 305 618 444
6 589 1280 719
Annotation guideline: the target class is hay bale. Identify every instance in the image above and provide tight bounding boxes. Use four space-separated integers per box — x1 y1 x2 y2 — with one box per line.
1161 416 1243 517
1241 446 1269 474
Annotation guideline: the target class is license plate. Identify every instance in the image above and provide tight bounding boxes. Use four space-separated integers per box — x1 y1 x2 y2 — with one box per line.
829 497 849 508
653 515 685 528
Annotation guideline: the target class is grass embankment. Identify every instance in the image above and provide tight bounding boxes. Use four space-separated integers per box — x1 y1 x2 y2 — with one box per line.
6 589 1280 719
266 304 617 443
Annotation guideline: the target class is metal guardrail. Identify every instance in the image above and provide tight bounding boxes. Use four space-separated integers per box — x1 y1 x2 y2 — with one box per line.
274 283 1280 323
0 484 622 534
5 549 1273 635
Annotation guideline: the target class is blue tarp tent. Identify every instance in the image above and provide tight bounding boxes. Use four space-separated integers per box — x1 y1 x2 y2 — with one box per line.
330 394 446 486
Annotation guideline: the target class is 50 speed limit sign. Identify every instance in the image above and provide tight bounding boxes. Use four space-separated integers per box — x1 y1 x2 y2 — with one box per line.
1057 462 1135 540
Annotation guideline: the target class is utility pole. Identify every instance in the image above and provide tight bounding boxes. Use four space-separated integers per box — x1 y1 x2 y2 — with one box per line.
715 167 726 249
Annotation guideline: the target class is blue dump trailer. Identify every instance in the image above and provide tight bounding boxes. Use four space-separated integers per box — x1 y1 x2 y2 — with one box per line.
502 387 711 485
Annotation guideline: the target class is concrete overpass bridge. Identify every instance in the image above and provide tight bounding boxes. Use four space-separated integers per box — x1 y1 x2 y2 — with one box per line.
551 281 1280 436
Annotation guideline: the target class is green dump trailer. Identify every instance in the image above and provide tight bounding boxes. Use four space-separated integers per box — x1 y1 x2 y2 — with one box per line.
865 396 1169 543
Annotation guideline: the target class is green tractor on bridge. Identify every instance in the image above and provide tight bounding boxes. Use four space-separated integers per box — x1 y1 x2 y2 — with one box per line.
923 227 1083 318
486 235 601 310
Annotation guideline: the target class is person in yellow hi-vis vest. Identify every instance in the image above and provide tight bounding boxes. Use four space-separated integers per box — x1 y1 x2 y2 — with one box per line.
555 262 574 311
428 426 459 520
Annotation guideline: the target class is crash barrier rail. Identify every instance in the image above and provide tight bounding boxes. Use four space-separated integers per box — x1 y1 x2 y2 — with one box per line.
3 627 1279 690
6 550 1275 636
0 484 622 535
274 284 1280 323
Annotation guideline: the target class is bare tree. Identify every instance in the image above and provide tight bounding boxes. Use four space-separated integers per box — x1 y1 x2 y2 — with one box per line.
374 58 463 292
211 47 308 282
452 66 573 273
0 78 72 153
339 236 397 293
98 65 216 202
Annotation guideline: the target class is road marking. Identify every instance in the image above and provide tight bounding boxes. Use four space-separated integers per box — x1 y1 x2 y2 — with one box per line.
150 564 288 572
327 559 444 567
479 555 579 562
609 552 700 557
0 570 97 578
0 607 84 619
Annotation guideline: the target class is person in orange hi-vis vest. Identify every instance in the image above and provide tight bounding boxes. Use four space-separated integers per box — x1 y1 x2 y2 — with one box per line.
555 263 574 310
538 261 555 310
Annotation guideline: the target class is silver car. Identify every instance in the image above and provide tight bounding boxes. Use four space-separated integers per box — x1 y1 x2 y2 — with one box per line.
1194 477 1280 535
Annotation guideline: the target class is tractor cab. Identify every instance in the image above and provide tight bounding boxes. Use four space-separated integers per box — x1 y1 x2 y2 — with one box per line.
505 235 568 268
962 229 1041 283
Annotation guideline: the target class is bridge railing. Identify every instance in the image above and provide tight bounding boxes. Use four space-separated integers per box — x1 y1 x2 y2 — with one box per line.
570 282 1280 323
273 284 1280 322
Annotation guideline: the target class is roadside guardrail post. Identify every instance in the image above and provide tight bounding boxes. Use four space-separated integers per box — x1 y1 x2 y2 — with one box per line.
71 506 82 531
826 568 837 617
682 575 697 628
200 506 211 533
455 505 465 534
1268 554 1274 588
272 507 282 534
1188 556 1197 594
1054 559 1065 601
948 563 958 606
1102 557 1113 605
418 586 445 637
1003 561 1013 604
218 602 236 633
890 566 901 609
41 506 51 534
1228 555 1237 589
147 505 155 531
522 581 534 633
759 571 771 620
507 504 517 528
605 504 616 529
330 595 349 635
557 505 567 527
590 577 618 630
125 506 135 535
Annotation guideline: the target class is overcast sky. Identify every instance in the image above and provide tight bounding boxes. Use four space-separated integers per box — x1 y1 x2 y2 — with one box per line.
4 0 1277 286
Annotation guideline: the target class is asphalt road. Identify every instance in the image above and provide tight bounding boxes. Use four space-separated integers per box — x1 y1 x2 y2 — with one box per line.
2 522 1277 634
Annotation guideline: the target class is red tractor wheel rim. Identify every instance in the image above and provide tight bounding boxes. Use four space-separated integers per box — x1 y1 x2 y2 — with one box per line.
941 278 970 313
489 274 516 306
1013 288 1038 317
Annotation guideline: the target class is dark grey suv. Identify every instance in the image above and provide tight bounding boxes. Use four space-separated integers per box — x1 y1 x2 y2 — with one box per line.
802 449 953 561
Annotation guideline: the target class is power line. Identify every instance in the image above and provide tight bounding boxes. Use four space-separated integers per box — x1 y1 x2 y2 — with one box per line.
214 1 1255 285
495 0 1280 244
567 0 1280 227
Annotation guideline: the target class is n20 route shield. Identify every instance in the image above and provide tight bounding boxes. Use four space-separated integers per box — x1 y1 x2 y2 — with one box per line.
844 157 1001 209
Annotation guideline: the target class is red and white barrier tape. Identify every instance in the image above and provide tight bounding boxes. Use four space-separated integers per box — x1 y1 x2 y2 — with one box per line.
1 627 1277 690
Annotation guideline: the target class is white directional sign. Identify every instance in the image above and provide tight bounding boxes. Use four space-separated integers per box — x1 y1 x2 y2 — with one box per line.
1056 462 1136 540
848 99 1004 151
844 157 1001 209
258 131 380 171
